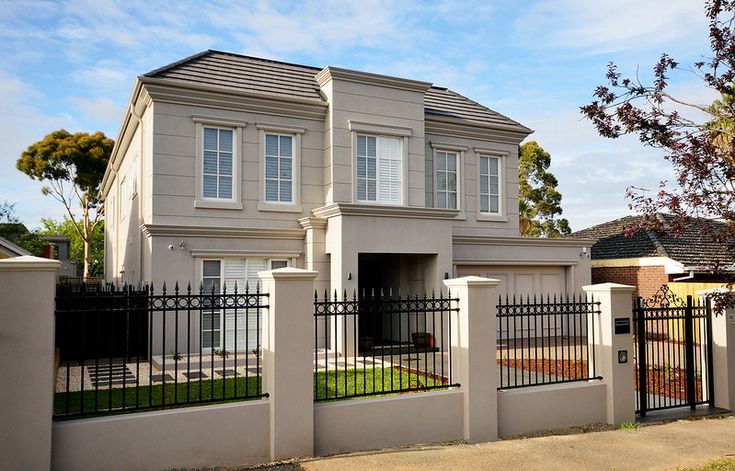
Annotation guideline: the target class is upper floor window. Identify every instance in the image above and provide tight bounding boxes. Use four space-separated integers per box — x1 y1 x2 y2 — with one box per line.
264 133 293 203
356 135 401 205
479 155 500 214
435 151 458 209
202 127 234 200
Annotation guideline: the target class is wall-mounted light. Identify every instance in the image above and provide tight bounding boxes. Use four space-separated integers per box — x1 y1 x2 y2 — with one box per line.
178 241 186 250
580 247 590 258
444 272 450 280
347 272 352 280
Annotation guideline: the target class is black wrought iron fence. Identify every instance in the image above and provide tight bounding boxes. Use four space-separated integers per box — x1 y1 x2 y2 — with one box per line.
54 281 269 419
496 293 602 389
313 290 460 401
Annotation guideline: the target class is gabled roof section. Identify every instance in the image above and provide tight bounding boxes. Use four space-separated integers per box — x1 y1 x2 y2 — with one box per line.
571 214 733 268
0 235 31 257
142 50 528 131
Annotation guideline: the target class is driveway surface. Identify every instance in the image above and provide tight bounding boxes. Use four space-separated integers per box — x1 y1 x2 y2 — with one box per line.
253 414 735 471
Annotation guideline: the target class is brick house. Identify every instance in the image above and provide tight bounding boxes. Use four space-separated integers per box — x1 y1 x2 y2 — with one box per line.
571 214 733 301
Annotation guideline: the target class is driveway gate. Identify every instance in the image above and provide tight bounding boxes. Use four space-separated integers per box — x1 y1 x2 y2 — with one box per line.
633 286 714 416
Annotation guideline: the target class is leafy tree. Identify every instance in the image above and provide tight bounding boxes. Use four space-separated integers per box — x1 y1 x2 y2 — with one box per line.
518 141 571 237
581 0 735 306
40 217 105 277
17 130 113 278
0 200 44 256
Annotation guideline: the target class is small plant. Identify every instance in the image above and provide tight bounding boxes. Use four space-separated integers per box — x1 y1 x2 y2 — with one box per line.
618 421 639 430
214 349 231 359
172 352 184 361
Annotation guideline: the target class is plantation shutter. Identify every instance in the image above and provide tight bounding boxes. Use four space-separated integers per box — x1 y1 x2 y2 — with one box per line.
376 136 401 205
245 258 267 353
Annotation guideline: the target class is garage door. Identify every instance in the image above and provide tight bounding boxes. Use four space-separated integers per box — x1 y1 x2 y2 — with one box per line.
456 265 567 299
457 265 569 339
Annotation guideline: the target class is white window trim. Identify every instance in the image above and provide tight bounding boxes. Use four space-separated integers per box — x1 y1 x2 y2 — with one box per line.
476 150 508 222
257 126 302 213
351 132 407 206
432 147 463 212
194 120 244 210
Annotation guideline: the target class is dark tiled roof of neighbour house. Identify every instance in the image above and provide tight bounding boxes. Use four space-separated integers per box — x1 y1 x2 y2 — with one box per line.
570 214 734 268
143 50 529 130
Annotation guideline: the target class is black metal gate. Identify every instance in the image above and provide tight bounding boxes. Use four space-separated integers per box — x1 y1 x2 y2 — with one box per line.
633 286 714 415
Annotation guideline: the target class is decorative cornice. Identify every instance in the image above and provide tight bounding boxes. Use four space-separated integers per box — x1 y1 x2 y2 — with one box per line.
425 116 532 144
348 120 412 137
315 66 432 93
255 122 306 134
452 259 579 267
191 114 248 127
312 203 460 220
429 141 468 152
453 235 596 247
140 224 305 240
139 78 328 121
298 217 328 230
190 249 302 258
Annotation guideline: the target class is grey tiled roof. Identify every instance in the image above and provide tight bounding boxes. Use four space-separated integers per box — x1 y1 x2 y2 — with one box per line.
143 50 528 130
570 214 733 267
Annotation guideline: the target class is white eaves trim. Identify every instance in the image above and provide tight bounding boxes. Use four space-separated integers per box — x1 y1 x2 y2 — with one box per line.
592 256 686 275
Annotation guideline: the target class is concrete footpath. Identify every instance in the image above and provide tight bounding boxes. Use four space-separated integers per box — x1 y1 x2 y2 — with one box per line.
280 415 735 471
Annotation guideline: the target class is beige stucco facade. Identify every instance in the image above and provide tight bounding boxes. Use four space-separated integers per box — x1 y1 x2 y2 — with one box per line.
102 54 592 303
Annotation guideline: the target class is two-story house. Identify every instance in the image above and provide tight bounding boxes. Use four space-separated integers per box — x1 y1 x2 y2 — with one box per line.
103 50 592 352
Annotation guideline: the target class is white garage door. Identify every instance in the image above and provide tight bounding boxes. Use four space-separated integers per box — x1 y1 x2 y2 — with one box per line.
457 265 569 339
456 265 567 299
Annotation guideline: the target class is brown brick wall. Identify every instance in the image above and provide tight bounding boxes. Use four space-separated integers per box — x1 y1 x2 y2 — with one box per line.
592 265 668 300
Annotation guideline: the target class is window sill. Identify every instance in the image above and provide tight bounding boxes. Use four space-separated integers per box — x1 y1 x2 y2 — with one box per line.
257 202 302 213
477 213 508 222
194 200 243 210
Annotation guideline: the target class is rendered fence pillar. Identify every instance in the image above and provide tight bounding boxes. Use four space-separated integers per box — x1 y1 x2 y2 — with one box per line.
0 256 60 471
443 276 499 443
259 267 318 461
582 283 635 424
699 289 735 411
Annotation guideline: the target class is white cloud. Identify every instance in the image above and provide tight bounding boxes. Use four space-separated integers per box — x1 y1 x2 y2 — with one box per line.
0 72 78 227
514 0 707 54
68 97 124 124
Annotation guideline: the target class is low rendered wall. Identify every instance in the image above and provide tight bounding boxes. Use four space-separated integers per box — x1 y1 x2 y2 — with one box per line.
498 381 607 437
52 401 270 471
314 390 464 456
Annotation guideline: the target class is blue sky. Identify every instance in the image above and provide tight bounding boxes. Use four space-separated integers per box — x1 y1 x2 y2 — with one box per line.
0 0 717 231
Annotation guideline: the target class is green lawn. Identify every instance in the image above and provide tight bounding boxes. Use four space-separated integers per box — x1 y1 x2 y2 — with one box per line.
314 367 446 400
55 367 449 418
54 376 263 418
678 458 735 471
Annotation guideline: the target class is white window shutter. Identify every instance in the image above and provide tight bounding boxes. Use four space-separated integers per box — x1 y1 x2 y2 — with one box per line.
246 258 268 290
224 259 246 293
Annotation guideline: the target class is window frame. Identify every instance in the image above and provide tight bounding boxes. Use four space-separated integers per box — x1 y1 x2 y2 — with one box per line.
353 132 406 206
433 148 461 210
193 117 245 210
197 257 289 352
475 150 507 221
257 124 303 213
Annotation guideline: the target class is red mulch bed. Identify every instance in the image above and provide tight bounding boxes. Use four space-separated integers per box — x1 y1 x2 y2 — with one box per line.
498 359 589 380
634 365 702 402
498 359 702 401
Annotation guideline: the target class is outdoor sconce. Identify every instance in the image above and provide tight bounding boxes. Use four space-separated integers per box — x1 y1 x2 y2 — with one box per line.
618 350 628 364
444 272 450 280
580 247 590 258
347 272 352 280
178 241 186 250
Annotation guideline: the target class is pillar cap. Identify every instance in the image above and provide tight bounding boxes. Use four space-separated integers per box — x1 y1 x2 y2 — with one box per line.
582 282 635 293
258 267 319 281
443 276 500 288
0 255 61 272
